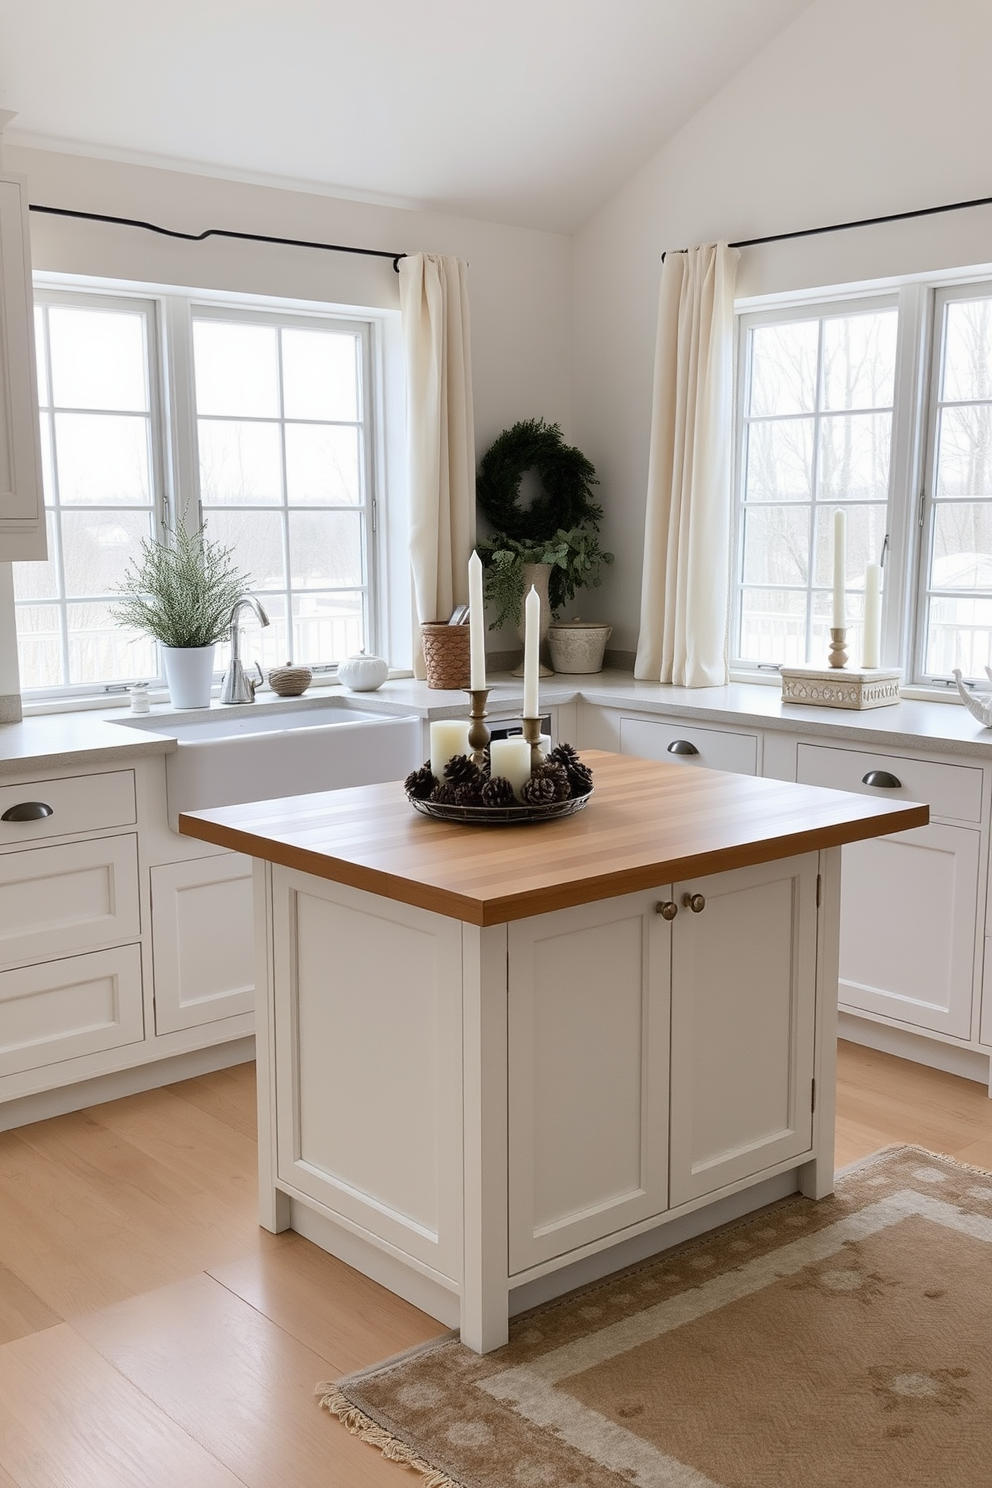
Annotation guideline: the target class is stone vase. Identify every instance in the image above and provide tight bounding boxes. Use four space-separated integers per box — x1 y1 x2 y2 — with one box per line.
513 562 554 678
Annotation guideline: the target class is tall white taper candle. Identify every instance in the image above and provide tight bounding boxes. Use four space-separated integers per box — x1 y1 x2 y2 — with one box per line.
863 562 881 669
523 584 540 718
468 551 485 690
832 509 847 629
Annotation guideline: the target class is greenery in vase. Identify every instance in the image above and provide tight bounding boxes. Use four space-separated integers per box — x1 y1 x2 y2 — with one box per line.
475 528 614 630
111 514 252 649
474 419 613 629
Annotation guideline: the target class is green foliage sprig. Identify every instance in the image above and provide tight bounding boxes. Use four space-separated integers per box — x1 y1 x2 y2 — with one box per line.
111 515 252 649
475 528 614 631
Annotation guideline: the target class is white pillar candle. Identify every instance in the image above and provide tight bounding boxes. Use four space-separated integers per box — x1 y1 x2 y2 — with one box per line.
863 562 882 669
523 584 540 718
832 509 847 630
468 551 486 691
429 719 471 781
490 737 531 801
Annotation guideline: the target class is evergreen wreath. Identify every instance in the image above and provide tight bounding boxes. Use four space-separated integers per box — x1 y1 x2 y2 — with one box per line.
476 418 602 541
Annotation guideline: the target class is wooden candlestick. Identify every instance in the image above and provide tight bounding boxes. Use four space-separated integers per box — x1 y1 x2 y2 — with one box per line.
828 628 848 669
521 715 544 772
466 688 491 769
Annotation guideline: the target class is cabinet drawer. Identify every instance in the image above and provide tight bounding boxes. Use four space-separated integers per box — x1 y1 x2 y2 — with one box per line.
619 717 757 776
0 834 140 967
0 944 144 1077
0 769 136 845
796 744 982 822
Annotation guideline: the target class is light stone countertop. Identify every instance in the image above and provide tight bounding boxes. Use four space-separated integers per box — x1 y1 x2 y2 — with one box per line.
2 670 992 777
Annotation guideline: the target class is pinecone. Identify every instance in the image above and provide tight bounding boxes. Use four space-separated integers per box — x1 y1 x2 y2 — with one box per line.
550 742 593 797
565 759 594 797
405 763 438 800
531 760 571 801
481 775 516 808
520 774 557 806
444 753 485 791
431 782 459 805
452 781 485 807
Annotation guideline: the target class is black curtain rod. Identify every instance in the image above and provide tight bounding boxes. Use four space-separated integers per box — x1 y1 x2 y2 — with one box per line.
662 190 992 260
28 203 407 271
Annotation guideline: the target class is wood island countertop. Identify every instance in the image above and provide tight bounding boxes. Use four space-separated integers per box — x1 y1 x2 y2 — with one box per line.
178 751 929 925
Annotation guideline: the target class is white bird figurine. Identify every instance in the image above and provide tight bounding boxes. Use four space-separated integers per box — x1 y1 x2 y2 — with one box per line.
953 667 992 727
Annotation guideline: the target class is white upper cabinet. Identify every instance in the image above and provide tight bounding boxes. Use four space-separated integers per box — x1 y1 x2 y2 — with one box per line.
0 173 45 561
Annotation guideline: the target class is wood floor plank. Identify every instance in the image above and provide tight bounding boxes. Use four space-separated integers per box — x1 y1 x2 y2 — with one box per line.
73 1272 419 1487
0 1324 242 1488
209 1230 446 1376
0 1258 62 1346
155 1062 258 1142
835 1040 992 1165
85 1083 261 1223
0 1112 270 1318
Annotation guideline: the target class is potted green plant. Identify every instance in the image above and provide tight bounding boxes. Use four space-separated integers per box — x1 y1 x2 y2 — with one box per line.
475 420 613 672
112 513 252 708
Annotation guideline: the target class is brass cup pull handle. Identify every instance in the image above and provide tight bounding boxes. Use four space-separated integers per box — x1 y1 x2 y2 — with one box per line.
667 739 699 756
655 900 678 920
1 801 54 822
862 770 901 789
682 892 706 913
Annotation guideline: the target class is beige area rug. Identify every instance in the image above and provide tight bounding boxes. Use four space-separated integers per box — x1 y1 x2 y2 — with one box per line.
318 1147 992 1487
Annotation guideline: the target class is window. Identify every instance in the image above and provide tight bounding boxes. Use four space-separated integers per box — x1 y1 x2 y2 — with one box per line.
732 275 992 686
14 283 385 697
734 299 897 670
919 289 992 679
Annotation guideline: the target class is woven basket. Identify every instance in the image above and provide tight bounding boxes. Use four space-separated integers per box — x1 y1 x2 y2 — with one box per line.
421 622 470 690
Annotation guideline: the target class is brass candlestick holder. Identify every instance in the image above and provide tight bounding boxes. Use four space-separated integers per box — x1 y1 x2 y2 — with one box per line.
521 715 545 772
466 688 491 768
828 627 848 669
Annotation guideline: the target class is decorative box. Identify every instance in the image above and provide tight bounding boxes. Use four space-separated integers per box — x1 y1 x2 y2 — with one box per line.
780 666 901 710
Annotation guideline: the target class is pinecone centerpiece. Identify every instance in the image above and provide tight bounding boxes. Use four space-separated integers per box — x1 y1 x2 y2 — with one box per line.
404 736 593 822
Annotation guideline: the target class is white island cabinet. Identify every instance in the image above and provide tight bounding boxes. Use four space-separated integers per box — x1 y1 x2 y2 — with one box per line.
180 750 925 1352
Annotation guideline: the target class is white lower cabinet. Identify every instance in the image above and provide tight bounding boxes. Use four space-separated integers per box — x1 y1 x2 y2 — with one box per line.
271 869 466 1284
507 892 671 1272
618 715 758 775
0 834 141 968
668 855 818 1205
507 854 819 1271
0 944 144 1077
796 742 982 1042
150 852 255 1034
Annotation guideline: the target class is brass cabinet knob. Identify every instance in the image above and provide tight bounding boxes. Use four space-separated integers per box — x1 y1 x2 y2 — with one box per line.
655 900 678 920
682 892 706 913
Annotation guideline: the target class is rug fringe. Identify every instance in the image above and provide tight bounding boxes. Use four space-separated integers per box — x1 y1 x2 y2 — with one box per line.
316 1384 466 1488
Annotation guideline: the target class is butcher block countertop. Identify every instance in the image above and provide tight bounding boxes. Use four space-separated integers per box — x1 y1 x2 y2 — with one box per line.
178 750 928 926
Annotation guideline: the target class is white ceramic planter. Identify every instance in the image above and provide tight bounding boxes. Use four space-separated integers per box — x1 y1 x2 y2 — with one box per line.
161 644 216 708
547 622 612 674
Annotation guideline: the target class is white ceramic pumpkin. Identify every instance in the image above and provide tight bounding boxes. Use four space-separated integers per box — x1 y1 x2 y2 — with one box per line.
337 649 389 691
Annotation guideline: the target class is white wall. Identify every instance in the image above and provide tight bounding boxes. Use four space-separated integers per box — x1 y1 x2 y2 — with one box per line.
0 143 574 692
573 0 992 654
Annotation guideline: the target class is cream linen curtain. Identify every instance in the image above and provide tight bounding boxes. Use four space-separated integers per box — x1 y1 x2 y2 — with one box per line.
634 242 739 687
398 253 475 678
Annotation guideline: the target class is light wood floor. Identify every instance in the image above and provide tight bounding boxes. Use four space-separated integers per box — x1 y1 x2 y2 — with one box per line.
0 1042 990 1486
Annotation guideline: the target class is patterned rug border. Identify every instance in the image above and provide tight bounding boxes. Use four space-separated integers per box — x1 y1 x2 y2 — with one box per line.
317 1143 992 1488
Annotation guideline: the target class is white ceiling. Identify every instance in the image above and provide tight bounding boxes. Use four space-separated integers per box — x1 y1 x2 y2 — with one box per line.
0 0 811 233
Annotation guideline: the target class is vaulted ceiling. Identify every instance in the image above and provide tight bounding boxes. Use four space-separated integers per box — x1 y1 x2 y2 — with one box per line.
0 0 812 233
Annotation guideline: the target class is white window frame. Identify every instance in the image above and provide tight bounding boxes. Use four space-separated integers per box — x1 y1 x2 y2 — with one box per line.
732 267 992 692
18 273 407 705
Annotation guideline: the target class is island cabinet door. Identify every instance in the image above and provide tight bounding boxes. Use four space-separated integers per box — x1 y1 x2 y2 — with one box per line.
270 869 465 1284
507 890 671 1274
668 853 818 1209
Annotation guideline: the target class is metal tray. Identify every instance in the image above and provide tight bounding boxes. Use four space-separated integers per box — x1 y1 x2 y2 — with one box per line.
407 789 592 825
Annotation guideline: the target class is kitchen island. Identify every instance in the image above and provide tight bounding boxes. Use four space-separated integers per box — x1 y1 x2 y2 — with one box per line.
179 750 927 1352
